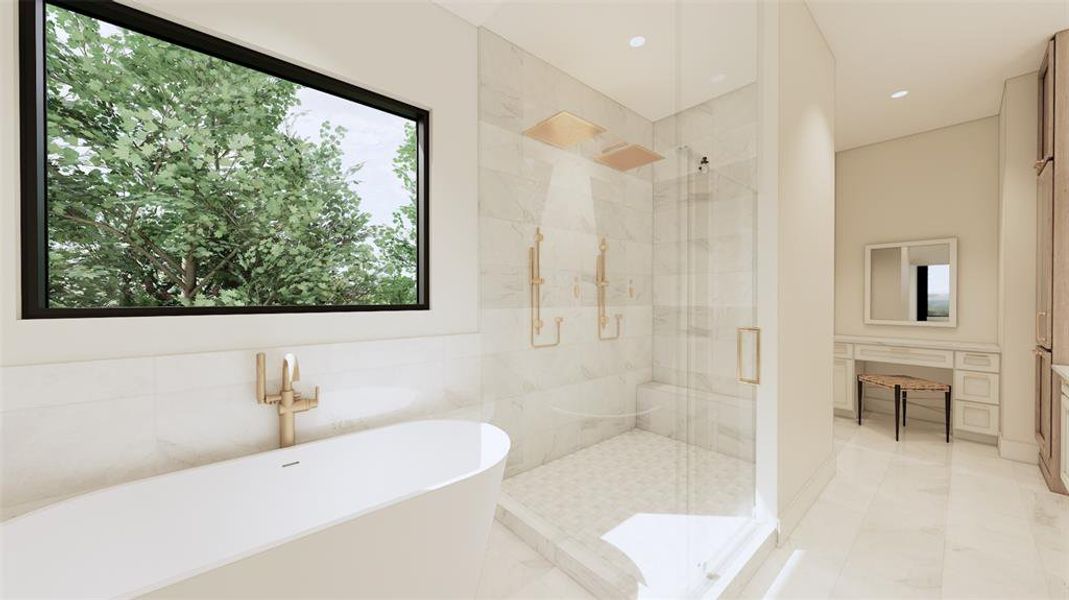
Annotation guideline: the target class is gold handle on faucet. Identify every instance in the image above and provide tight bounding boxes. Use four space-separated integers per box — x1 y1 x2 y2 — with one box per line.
255 352 280 404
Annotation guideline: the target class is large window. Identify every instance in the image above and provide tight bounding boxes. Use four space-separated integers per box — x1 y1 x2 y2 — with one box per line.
19 0 428 318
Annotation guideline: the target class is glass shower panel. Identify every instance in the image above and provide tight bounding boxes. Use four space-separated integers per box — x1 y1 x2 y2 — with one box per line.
642 0 760 592
476 1 759 597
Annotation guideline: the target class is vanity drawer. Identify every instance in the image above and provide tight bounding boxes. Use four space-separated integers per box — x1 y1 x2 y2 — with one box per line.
954 351 1000 373
833 342 853 359
953 370 999 406
954 400 999 437
853 344 954 369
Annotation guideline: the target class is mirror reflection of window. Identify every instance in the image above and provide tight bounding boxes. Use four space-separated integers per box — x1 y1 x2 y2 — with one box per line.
865 238 956 327
870 247 908 321
922 264 951 321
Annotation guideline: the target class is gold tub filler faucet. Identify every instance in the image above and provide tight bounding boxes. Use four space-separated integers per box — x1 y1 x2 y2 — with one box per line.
255 352 319 448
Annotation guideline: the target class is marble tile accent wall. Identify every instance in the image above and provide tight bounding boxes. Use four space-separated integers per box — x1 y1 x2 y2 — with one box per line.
644 85 758 451
0 334 483 519
478 29 654 477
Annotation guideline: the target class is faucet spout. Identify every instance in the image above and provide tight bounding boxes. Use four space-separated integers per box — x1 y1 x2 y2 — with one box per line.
281 353 300 392
255 352 318 448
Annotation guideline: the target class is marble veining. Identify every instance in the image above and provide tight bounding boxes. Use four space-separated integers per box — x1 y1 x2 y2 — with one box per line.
0 333 484 519
740 415 1069 599
478 28 653 477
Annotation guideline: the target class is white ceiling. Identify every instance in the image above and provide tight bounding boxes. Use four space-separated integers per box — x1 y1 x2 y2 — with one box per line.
436 0 758 122
436 0 1068 149
807 0 1069 150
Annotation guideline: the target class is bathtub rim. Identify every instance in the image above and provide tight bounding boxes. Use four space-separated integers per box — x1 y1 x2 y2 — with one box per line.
1 419 510 599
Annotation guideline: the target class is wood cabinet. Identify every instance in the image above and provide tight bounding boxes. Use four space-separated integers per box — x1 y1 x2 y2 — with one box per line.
1040 40 1054 165
1037 348 1053 466
1061 378 1069 491
1036 32 1068 495
1037 160 1054 349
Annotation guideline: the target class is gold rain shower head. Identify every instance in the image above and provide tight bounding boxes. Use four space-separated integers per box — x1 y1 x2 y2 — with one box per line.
522 111 606 148
593 143 664 172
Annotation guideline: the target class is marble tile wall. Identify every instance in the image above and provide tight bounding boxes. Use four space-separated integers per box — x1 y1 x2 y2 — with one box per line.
643 84 758 453
0 333 483 519
478 29 654 477
636 382 756 461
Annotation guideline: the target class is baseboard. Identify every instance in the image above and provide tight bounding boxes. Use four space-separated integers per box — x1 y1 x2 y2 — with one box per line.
777 453 836 540
998 436 1039 464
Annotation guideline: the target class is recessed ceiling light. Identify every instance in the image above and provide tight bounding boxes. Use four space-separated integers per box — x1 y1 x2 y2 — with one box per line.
629 36 646 48
890 89 910 99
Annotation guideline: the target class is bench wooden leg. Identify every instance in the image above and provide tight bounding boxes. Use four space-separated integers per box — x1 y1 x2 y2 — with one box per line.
902 391 907 427
945 388 951 443
894 385 901 441
857 379 863 425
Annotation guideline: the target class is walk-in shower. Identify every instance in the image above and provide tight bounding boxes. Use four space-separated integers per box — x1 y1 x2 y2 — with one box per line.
476 2 761 595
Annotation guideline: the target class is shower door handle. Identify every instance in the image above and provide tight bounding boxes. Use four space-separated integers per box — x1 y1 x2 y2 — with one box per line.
737 327 761 385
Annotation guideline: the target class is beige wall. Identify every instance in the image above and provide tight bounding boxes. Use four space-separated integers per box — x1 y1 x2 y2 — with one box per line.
835 117 1000 344
0 0 479 365
776 1 837 522
998 72 1039 459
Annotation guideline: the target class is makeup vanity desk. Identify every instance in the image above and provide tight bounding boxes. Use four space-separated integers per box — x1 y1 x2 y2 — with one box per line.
833 335 1001 443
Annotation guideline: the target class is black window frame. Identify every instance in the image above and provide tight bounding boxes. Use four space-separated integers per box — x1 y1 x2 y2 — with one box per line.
19 0 430 319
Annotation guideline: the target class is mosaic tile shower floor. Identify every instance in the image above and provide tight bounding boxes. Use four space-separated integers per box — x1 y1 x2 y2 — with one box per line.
500 429 757 597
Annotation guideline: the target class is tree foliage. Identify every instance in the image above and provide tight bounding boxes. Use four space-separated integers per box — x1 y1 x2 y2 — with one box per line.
44 6 418 308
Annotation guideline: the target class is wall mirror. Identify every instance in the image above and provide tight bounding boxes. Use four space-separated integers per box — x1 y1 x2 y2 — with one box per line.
864 238 957 327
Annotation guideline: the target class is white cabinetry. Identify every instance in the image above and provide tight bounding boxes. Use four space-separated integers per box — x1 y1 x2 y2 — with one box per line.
834 336 1001 443
833 342 855 417
952 352 1000 437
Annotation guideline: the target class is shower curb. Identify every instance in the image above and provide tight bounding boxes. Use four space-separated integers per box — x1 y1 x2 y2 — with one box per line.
494 493 638 600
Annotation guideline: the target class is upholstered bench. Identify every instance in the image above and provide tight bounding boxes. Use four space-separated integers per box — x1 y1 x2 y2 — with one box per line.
856 374 952 442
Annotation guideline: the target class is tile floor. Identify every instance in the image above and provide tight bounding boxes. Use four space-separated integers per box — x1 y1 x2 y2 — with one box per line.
479 415 1069 599
501 429 755 596
741 414 1069 599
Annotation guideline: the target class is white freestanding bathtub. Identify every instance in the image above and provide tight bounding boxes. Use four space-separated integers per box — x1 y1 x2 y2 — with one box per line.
1 420 509 599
